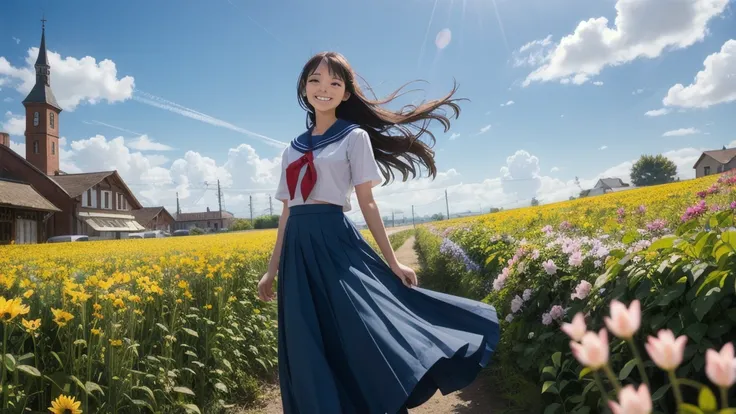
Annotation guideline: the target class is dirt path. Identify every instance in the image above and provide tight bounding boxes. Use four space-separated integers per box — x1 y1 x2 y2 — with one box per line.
237 236 508 414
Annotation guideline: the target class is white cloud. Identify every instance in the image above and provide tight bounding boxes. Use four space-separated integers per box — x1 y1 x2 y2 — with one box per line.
3 97 12 103
500 100 515 107
729 140 736 147
633 88 644 95
593 81 604 86
645 108 670 117
521 0 728 86
12 37 20 45
127 134 174 151
600 145 608 150
1 111 25 136
449 132 460 140
0 47 135 111
663 39 736 108
550 166 560 172
512 35 554 67
478 124 492 134
663 127 700 136
499 150 542 201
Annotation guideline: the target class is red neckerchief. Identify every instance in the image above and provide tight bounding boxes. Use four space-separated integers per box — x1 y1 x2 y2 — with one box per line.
286 151 316 202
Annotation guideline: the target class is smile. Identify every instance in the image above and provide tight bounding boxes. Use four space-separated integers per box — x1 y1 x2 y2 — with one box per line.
315 96 332 102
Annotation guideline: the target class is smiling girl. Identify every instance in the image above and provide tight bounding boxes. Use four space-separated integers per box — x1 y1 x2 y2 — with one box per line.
258 51 500 414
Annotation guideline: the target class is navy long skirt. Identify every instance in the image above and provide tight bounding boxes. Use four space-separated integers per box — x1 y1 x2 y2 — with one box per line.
277 204 500 414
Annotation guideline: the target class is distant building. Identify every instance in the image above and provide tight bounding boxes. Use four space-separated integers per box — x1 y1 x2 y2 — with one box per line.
580 177 633 197
174 207 234 232
0 178 61 244
693 146 736 178
131 206 176 232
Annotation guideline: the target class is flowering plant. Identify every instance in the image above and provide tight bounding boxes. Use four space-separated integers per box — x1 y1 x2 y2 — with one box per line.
562 299 735 414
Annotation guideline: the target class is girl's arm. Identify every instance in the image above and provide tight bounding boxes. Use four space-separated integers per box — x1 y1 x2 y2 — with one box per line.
355 183 398 269
267 201 290 276
356 183 417 287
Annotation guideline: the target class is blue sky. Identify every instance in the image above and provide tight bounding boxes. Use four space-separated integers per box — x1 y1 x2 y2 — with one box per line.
1 0 735 223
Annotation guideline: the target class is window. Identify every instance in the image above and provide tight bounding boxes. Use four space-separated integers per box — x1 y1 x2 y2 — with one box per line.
704 166 711 176
33 112 39 126
117 193 128 210
101 190 112 210
50 113 55 128
52 141 56 155
33 140 39 154
82 188 97 208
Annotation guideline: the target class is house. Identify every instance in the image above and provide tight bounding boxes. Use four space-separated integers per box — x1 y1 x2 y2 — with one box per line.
693 147 736 178
580 178 633 197
131 206 176 232
0 22 145 241
0 178 61 244
174 207 234 232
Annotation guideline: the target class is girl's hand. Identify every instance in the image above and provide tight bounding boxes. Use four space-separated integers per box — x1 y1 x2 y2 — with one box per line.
391 262 418 288
258 271 276 302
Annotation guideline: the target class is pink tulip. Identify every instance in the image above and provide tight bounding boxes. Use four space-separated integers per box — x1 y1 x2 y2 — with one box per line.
645 329 687 371
706 342 736 388
608 384 652 414
604 299 641 339
561 313 587 342
570 329 609 370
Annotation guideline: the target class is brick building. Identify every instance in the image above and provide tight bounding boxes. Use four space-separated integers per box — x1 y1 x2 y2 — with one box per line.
132 206 176 232
0 22 145 241
174 207 234 232
0 178 61 244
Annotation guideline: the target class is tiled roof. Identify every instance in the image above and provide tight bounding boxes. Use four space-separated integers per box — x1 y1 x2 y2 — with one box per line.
176 210 234 221
131 206 174 226
50 171 116 198
0 179 60 211
703 148 736 164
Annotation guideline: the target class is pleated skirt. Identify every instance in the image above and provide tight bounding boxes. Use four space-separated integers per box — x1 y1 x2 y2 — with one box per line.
277 204 500 414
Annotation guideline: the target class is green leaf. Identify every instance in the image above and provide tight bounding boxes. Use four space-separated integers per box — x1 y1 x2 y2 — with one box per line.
651 384 671 401
680 403 706 414
132 385 156 403
693 287 722 321
685 323 709 343
181 328 199 338
552 352 561 368
182 404 201 414
542 366 557 379
697 270 728 296
659 282 687 306
618 359 638 381
173 386 195 396
541 381 558 394
726 309 736 323
721 230 736 250
698 387 717 412
15 364 41 377
707 320 731 339
649 235 677 251
85 381 105 396
544 403 561 414
3 354 16 372
156 323 169 333
579 367 592 379
214 382 228 393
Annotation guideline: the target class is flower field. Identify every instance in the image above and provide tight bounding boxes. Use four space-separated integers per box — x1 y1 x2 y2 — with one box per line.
0 225 412 413
414 173 736 413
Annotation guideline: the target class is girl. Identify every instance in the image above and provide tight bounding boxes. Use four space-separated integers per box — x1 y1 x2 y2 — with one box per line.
258 51 500 414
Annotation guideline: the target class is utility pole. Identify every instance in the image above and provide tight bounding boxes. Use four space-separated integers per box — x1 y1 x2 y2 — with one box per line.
411 205 415 228
391 210 395 228
249 195 254 224
445 189 450 220
217 179 223 214
269 195 273 216
175 192 181 216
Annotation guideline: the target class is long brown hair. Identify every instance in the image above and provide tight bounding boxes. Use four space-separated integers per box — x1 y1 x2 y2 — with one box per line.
296 51 465 185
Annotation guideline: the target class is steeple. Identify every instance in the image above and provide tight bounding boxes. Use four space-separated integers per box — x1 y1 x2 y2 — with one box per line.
22 17 61 112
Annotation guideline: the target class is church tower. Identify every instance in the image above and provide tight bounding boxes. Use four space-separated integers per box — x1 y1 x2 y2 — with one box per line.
22 18 62 175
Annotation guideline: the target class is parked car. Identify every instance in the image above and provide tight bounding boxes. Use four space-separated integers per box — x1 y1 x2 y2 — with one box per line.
128 230 169 239
172 229 190 237
47 235 89 243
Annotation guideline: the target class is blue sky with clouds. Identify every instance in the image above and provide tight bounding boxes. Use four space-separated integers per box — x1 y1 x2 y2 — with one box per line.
1 0 735 223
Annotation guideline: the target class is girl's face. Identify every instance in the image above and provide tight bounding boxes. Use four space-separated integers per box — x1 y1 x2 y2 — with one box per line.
304 59 350 114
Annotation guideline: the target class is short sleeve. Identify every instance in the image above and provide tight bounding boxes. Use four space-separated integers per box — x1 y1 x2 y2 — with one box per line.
274 147 290 201
348 129 383 188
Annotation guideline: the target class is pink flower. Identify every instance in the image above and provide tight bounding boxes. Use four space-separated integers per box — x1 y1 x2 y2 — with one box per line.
568 251 583 267
543 259 557 275
511 295 524 313
561 313 586 342
645 329 687 371
571 280 592 300
522 288 532 301
604 300 641 339
705 342 736 388
608 384 652 414
542 312 552 326
570 329 609 370
549 305 565 321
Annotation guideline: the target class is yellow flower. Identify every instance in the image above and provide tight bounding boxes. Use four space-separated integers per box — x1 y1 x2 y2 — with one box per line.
0 297 30 323
23 289 34 298
51 308 74 327
91 328 102 336
22 318 41 332
109 339 122 347
204 304 212 310
48 394 82 414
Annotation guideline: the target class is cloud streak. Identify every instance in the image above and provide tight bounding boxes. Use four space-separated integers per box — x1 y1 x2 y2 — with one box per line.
132 90 287 148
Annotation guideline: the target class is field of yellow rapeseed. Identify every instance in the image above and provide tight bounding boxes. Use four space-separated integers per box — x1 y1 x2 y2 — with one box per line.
0 230 280 413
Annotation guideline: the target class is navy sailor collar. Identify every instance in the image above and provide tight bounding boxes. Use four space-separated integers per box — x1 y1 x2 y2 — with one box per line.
290 119 360 153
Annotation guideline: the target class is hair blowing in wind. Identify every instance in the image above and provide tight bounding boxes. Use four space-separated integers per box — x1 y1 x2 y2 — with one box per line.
296 51 465 185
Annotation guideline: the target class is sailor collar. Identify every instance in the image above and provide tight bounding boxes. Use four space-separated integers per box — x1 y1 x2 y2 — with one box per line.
290 119 360 154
